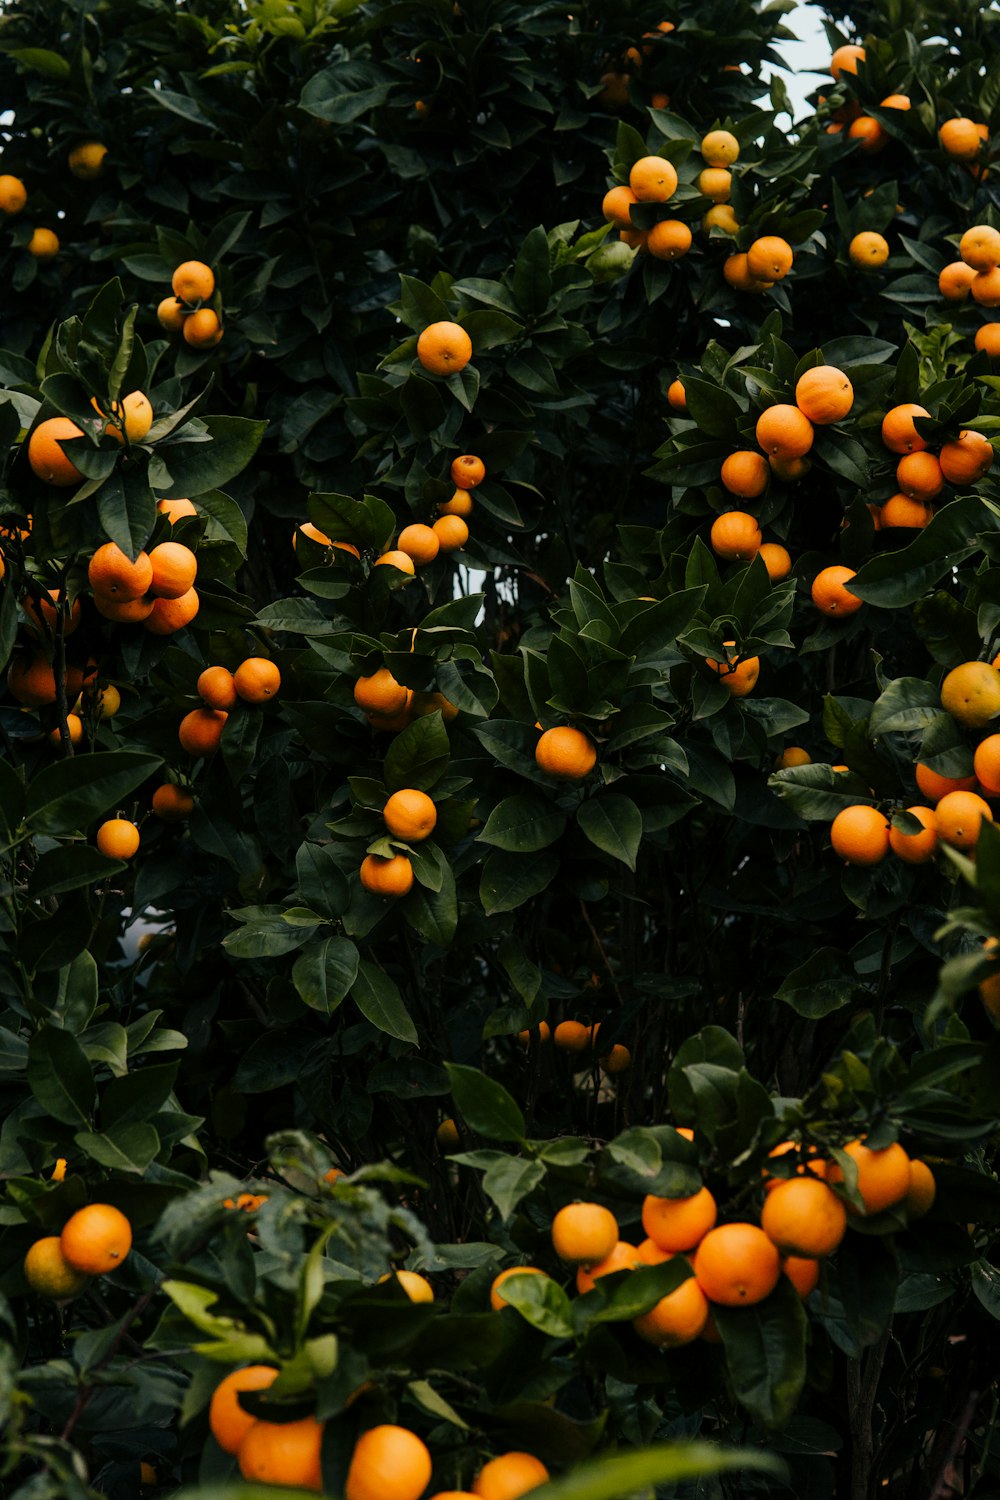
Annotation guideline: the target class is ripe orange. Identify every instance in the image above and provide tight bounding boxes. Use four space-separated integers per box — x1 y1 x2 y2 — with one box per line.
23 588 82 639
906 1160 936 1219
701 128 739 165
8 652 59 706
880 93 911 110
575 1240 641 1294
48 714 84 747
633 1275 709 1347
642 1188 717 1252
636 1237 672 1265
755 405 814 459
438 490 474 518
938 262 977 301
811 564 861 616
378 1270 434 1302
830 44 865 79
775 746 811 769
96 818 140 859
451 454 485 489
355 669 409 717
889 806 938 863
629 155 678 202
237 1416 324 1492
148 541 197 599
158 497 197 522
830 804 890 865
720 450 769 498
706 644 759 697
397 524 440 565
551 1202 619 1266
384 788 437 841
28 417 85 486
234 658 281 702
940 661 1000 727
432 514 469 552
60 1203 132 1275
209 1366 278 1454
157 297 186 332
972 267 1000 307
599 1043 630 1074
436 1118 461 1151
759 543 792 581
172 260 215 302
698 167 731 201
935 789 993 849
849 231 889 267
0 174 27 214
360 853 414 897
827 1139 911 1214
198 666 237 710
490 1266 546 1311
722 252 772 293
553 1019 591 1050
939 430 994 484
693 1223 781 1306
94 390 153 443
879 494 932 529
882 402 931 454
848 116 885 152
346 1425 432 1500
152 784 195 821
24 1236 90 1299
179 707 227 756
646 219 692 260
939 118 982 160
795 366 854 425
417 321 473 375
28 228 59 260
89 542 153 601
760 1177 847 1257
709 511 762 560
473 1452 549 1500
960 224 1000 270
183 308 223 347
535 726 597 780
667 378 686 411
702 204 739 235
144 588 200 635
746 236 793 281
976 323 1000 356
896 451 944 499
783 1257 820 1298
762 1141 828 1191
376 549 417 574
975 734 1000 793
602 185 638 228
915 762 976 801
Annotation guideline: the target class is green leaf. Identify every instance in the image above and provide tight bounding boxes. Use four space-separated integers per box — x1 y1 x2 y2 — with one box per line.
26 752 162 836
27 1027 95 1127
0 755 26 849
776 948 865 1018
524 1444 783 1500
8 47 71 78
27 846 125 899
75 1123 160 1174
500 1272 574 1337
577 795 642 870
715 1278 807 1431
351 960 418 1044
849 498 994 607
481 1155 545 1219
383 712 451 793
150 416 267 498
477 795 566 852
292 937 359 1014
446 1063 526 1142
480 849 558 915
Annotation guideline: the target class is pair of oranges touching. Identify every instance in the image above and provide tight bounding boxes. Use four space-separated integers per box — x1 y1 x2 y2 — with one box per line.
178 658 282 757
23 1201 131 1301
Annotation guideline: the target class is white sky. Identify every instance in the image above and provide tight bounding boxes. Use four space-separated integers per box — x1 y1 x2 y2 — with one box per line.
765 2 831 125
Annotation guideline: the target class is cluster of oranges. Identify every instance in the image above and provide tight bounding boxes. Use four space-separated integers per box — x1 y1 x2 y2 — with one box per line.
157 259 224 348
88 537 200 633
28 388 154 489
0 140 109 260
940 221 1000 317
518 1017 631 1074
359 787 438 899
23 1201 132 1302
178 657 282 757
870 393 994 531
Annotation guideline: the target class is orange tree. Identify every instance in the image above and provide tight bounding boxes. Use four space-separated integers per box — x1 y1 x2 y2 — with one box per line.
2 0 1000 1497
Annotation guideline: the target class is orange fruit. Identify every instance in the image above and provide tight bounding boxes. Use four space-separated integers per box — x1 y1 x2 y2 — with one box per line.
377 1270 434 1302
960 224 1000 270
848 116 885 151
762 1140 828 1191
172 260 215 302
60 1203 132 1275
633 1274 709 1347
906 1160 936 1219
879 494 932 529
760 1177 847 1258
629 155 678 202
702 204 739 235
706 643 759 697
938 262 977 301
720 450 769 498
939 430 994 484
830 804 890 865
183 308 223 347
602 185 638 228
636 1238 672 1265
795 366 853 424
411 690 458 722
417 321 473 375
939 118 982 160
384 788 437 841
234 658 281 702
490 1266 546 1311
157 297 186 332
28 228 59 260
575 1240 641 1294
237 1416 324 1492
432 514 469 552
889 806 938 863
223 1193 267 1212
830 44 865 79
535 725 597 780
48 714 84 747
972 267 1000 307
360 853 414 898
89 542 153 601
93 390 153 444
896 451 944 499
28 417 85 486
849 231 889 267
473 1452 549 1500
693 1223 781 1306
915 762 976 801
144 588 199 635
783 1257 820 1298
883 405 934 454
24 1236 90 1299
376 549 416 574
23 588 82 639
553 1019 591 1051
7 653 59 706
152 784 195 821
436 1118 461 1151
397 524 440 565
198 666 237 710
827 1139 911 1214
94 594 154 624
667 378 687 411
209 1366 278 1454
646 219 692 260
880 93 911 110
355 669 409 717
811 564 861 616
346 1425 432 1500
698 167 731 201
769 453 810 482
0 174 27 214
935 789 993 849
701 128 739 165
451 454 486 489
438 490 474 517
775 746 811 769
759 543 792 581
599 1043 630 1074
722 252 772 293
619 227 647 251
709 510 762 560
940 661 1000 727
96 818 140 859
148 541 197 599
975 734 1000 793
551 1202 619 1266
746 236 793 281
976 323 1000 355
158 496 197 522
179 707 227 756
755 405 814 459
642 1188 717 1251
